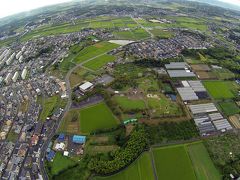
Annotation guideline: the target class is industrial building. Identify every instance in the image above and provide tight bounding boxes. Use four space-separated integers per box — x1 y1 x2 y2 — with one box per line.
167 70 196 78
212 119 232 131
165 62 189 69
177 80 208 101
79 82 93 92
189 103 218 115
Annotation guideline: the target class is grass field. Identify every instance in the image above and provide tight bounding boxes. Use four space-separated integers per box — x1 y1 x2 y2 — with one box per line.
153 145 196 180
94 152 155 180
47 152 77 176
149 28 174 38
218 101 240 116
79 102 119 133
113 28 150 40
69 67 96 88
113 96 146 111
74 42 119 64
83 54 116 71
187 143 221 180
203 81 238 99
39 95 59 121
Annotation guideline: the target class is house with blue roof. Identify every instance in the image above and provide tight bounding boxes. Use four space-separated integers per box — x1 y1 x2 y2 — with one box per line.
58 133 65 142
46 150 55 162
72 135 86 144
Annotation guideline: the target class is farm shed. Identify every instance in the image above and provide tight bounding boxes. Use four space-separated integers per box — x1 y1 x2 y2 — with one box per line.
189 103 218 115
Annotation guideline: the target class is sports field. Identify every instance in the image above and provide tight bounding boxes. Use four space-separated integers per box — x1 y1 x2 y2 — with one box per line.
94 152 155 180
74 42 119 64
152 145 196 180
187 143 221 180
79 102 119 133
203 81 237 99
218 101 240 116
113 96 146 111
83 54 116 71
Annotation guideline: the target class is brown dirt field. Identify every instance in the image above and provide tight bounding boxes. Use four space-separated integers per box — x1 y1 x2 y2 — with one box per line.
125 124 135 136
229 115 240 129
89 136 109 144
94 44 103 48
191 64 211 71
67 122 80 134
195 71 217 80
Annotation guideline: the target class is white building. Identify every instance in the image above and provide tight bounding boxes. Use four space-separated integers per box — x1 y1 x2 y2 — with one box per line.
21 68 27 80
4 73 12 85
12 71 19 82
6 52 15 65
79 82 94 92
16 51 22 60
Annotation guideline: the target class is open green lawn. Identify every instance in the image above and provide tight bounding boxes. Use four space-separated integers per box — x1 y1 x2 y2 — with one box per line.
203 81 238 99
48 152 77 176
94 152 155 180
153 145 196 180
74 42 119 64
187 142 221 180
83 54 116 71
113 96 146 111
79 102 119 134
113 28 150 40
218 101 240 116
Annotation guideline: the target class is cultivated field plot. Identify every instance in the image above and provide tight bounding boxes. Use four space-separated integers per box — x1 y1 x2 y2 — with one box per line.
203 81 238 99
94 152 155 180
149 28 174 38
153 145 196 180
213 68 235 80
218 101 240 116
195 71 216 80
58 109 81 134
187 143 221 180
74 42 119 64
83 54 116 71
69 67 96 88
113 28 150 40
229 114 240 129
79 102 119 134
191 64 211 71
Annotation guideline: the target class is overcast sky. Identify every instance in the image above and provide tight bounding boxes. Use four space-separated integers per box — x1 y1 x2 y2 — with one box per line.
0 0 239 18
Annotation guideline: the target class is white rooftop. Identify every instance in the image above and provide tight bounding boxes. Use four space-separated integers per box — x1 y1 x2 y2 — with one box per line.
79 82 93 91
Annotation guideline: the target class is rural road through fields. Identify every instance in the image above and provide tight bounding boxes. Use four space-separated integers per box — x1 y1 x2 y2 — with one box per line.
131 16 154 38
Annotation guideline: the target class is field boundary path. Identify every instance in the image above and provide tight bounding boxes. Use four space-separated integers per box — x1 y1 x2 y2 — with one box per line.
150 148 159 180
131 16 154 38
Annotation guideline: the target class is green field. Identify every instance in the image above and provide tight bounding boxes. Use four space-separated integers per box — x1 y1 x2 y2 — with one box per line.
94 152 155 180
113 28 150 40
213 68 235 80
113 96 146 111
218 101 240 116
83 54 116 71
203 81 238 99
187 143 221 180
39 95 63 121
80 102 119 133
74 42 119 64
149 28 174 38
153 145 196 180
47 152 77 176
